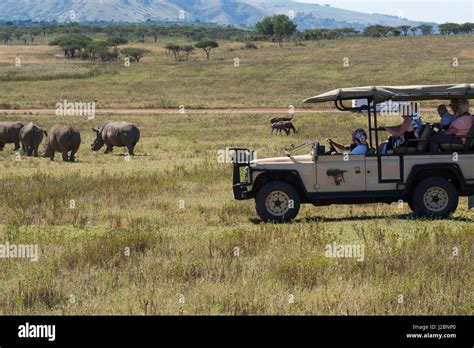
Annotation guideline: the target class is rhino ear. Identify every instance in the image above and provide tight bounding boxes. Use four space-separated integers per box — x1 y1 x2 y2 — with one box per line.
43 131 48 137
92 128 99 133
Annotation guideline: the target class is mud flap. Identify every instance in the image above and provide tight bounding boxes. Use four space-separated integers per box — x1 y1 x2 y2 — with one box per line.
469 196 474 209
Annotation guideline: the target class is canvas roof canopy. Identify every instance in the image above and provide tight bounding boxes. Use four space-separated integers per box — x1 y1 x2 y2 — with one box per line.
303 84 474 104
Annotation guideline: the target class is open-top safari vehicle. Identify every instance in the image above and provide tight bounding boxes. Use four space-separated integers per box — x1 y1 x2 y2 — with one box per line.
231 84 474 222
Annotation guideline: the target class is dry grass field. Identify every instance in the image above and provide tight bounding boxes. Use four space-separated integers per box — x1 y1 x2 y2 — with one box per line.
0 35 473 108
0 34 473 315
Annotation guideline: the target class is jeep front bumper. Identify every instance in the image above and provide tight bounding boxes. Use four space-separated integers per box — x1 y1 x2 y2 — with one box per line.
230 148 254 201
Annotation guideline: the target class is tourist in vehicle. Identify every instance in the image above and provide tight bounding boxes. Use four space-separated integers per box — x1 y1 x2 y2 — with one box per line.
326 128 368 155
429 99 472 152
379 113 424 154
437 101 456 129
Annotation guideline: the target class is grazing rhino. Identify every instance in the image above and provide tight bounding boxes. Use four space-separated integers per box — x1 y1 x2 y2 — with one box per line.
20 123 44 157
91 121 140 156
44 124 81 162
0 121 24 151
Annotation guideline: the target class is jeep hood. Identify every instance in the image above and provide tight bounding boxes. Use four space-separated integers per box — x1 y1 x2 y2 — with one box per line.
251 154 313 169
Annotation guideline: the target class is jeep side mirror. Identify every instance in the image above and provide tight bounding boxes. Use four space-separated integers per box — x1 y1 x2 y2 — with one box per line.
312 143 320 161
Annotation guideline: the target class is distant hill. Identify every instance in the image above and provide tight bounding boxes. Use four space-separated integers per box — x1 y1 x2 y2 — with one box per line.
0 0 430 29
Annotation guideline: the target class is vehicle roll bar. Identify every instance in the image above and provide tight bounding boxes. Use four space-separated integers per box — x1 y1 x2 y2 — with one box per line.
334 99 370 112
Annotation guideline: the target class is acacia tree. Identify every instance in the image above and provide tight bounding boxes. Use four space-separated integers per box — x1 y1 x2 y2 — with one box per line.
397 25 411 36
363 25 392 37
418 25 433 35
83 41 110 61
459 22 474 34
106 37 128 48
256 15 297 47
165 43 181 61
49 34 92 58
390 27 401 36
195 40 219 60
121 47 151 63
182 45 195 61
439 23 461 35
409 26 418 36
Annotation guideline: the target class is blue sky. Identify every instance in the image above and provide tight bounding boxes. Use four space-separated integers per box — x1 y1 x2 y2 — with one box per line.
299 0 474 23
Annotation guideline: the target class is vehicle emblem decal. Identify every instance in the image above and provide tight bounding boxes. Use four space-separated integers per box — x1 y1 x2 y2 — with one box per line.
327 169 348 186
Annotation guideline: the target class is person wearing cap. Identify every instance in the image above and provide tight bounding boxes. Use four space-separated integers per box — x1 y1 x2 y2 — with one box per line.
326 128 369 155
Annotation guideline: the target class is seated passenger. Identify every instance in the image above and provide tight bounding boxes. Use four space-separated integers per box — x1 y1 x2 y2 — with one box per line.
437 101 457 129
379 113 424 154
326 128 368 155
429 99 472 152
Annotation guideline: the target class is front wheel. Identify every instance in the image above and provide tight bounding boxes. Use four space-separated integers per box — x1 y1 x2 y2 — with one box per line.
255 181 301 223
412 177 458 218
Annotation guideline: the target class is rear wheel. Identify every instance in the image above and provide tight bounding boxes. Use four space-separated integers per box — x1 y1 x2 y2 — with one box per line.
412 177 458 218
255 181 300 223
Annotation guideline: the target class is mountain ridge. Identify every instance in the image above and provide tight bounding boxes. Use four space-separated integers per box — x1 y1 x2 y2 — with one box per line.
0 0 430 29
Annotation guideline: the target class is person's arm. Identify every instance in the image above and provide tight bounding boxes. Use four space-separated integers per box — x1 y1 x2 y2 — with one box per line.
444 127 458 136
382 125 401 135
383 118 411 137
327 139 348 152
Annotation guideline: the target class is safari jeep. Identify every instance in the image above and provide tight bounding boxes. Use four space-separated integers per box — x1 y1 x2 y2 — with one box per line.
231 84 474 222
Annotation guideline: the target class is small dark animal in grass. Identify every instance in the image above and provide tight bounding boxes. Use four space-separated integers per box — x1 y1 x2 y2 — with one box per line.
20 123 44 157
43 125 81 162
91 121 140 156
270 117 293 124
271 121 298 136
0 121 24 151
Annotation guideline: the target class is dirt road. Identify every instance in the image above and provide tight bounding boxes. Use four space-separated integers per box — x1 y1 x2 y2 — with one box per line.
0 107 437 116
0 108 325 116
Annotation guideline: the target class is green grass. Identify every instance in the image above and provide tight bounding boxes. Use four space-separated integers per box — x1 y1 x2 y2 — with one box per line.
0 112 472 315
0 35 473 109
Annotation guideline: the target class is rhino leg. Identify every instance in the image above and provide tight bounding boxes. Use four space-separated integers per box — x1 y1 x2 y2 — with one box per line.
127 144 135 156
49 150 56 161
62 152 69 162
33 145 39 157
104 145 113 154
0 142 4 151
13 140 20 151
26 146 34 157
70 144 80 162
69 151 77 162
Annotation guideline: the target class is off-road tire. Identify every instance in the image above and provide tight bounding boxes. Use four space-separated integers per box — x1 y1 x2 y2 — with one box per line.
412 177 458 219
255 181 301 223
407 198 416 213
